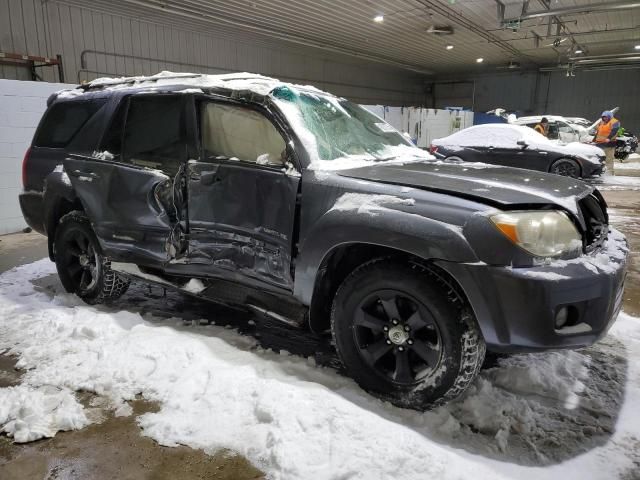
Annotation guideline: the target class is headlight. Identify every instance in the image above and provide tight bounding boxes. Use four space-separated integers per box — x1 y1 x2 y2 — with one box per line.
490 210 582 257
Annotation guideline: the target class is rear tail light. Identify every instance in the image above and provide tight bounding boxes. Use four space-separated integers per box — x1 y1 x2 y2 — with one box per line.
22 146 31 189
429 144 438 154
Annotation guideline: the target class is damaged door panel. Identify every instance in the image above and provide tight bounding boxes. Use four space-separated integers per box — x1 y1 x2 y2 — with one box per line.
63 155 181 265
183 99 301 290
187 160 300 289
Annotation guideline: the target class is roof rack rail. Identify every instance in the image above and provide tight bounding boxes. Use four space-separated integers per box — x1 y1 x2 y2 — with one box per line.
79 73 204 90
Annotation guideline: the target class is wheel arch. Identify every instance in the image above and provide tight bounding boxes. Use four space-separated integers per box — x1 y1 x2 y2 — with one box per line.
306 242 473 334
43 172 85 261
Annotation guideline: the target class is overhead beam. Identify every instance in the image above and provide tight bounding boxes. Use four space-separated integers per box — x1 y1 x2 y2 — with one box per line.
503 1 640 24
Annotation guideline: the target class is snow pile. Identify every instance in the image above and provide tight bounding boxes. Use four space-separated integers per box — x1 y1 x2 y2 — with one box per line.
1 260 640 479
331 193 415 216
182 278 206 294
0 385 88 443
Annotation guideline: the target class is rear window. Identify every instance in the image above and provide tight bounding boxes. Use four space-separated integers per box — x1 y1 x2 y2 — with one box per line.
34 100 106 148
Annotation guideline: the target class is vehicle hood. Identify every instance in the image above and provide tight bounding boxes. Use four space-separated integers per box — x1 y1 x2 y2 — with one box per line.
555 142 604 160
336 160 593 215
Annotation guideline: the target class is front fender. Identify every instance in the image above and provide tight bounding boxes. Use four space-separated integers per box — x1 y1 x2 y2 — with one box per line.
293 206 479 304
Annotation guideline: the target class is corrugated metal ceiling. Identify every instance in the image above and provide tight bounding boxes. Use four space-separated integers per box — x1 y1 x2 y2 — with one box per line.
54 0 640 74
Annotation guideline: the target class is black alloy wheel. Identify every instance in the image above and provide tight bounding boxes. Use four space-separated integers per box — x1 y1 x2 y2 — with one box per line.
353 289 442 385
551 159 580 178
331 258 485 410
55 211 130 305
59 227 100 294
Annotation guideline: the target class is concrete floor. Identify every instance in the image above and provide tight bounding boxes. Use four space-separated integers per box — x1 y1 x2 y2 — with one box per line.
1 186 639 479
0 231 49 274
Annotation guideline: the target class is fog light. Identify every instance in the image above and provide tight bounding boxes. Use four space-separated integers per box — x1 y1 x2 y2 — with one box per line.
555 307 568 329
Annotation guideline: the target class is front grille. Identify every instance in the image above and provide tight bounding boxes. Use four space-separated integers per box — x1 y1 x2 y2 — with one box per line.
579 192 608 251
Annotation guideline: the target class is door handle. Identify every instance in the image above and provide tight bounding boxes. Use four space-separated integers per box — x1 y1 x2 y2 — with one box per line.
69 170 100 179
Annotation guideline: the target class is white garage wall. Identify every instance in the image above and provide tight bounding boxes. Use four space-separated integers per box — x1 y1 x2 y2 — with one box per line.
364 105 474 148
0 79 75 235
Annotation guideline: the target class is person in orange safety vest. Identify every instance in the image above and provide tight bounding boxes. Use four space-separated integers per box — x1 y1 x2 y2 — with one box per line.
594 111 620 172
534 117 549 137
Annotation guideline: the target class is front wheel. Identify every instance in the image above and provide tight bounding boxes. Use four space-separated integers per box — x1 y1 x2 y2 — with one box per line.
550 158 581 178
331 259 485 410
54 211 130 305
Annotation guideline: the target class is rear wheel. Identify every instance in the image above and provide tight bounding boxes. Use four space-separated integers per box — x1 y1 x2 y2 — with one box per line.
54 211 129 305
331 258 485 410
550 158 581 178
444 156 464 163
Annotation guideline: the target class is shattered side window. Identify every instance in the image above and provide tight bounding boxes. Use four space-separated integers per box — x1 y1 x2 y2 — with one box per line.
200 102 286 165
121 95 188 175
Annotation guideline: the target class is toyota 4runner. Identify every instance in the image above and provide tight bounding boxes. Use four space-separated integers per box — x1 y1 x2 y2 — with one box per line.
19 72 628 409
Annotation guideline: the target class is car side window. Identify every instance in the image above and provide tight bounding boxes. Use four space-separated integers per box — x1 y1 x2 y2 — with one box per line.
200 102 286 166
34 100 106 148
104 95 188 175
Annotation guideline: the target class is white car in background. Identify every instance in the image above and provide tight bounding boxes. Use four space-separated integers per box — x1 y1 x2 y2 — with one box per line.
513 115 591 143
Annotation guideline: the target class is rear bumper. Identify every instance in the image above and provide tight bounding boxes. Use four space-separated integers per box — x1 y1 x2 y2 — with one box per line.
436 229 628 353
19 191 45 234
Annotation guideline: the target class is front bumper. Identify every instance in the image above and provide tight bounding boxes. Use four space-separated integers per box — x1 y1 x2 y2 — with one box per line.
436 231 628 353
582 160 605 177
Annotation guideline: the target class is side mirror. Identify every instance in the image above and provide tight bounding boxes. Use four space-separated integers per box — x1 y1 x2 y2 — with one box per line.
517 140 528 149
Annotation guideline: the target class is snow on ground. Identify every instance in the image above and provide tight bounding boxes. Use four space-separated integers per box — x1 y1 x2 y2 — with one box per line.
589 173 640 191
614 161 640 171
1 260 640 479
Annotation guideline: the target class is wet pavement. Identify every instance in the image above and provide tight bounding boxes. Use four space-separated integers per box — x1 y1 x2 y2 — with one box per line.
1 182 639 479
0 398 263 480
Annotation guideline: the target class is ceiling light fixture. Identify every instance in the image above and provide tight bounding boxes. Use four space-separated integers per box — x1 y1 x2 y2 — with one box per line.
373 15 384 22
446 44 454 50
574 49 583 54
476 58 484 63
635 45 640 50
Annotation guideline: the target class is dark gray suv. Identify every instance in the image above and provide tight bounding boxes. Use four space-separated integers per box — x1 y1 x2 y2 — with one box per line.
19 72 628 409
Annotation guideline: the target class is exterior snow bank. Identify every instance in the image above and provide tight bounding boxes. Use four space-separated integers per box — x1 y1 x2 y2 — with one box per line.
0 385 88 443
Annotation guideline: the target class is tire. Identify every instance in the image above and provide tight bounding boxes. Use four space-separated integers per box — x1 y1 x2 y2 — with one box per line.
550 158 581 178
444 156 464 163
54 211 130 305
331 258 485 410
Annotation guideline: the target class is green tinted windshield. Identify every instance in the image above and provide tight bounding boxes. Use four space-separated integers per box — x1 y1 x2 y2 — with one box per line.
272 86 425 162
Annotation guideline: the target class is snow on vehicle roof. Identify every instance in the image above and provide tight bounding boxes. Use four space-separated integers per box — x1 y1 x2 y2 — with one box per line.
433 123 548 148
57 70 330 99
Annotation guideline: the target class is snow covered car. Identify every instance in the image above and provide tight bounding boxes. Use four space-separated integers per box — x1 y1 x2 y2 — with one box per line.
19 72 627 409
431 124 605 178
